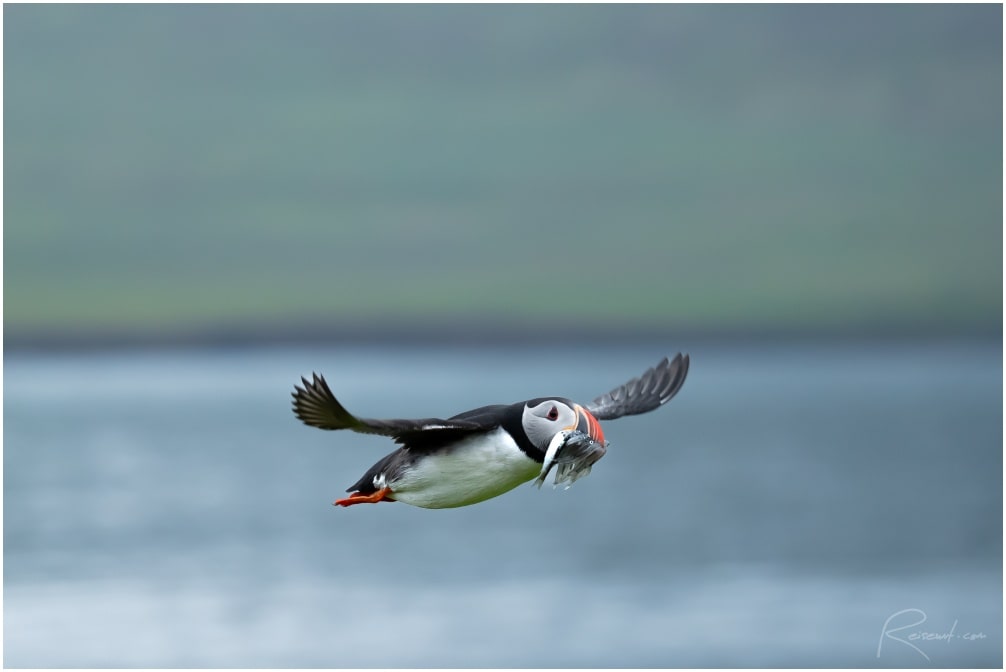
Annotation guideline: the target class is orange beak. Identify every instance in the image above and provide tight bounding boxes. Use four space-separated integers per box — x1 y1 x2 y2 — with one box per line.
572 404 606 445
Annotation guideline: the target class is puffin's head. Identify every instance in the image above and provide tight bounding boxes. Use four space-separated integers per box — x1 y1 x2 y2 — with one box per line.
521 397 606 450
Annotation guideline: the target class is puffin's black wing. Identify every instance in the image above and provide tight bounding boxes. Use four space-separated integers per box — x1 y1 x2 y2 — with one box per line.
292 373 495 450
584 353 690 421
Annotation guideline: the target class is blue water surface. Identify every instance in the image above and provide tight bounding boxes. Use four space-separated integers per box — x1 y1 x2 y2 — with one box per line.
4 342 1002 667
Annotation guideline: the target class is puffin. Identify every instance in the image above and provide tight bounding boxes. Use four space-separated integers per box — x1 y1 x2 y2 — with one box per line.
292 353 689 509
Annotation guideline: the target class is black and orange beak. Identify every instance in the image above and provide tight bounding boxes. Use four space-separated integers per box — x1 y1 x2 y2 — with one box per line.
571 404 606 445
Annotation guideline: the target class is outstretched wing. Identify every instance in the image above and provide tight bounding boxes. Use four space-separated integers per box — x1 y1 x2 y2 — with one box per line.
292 373 494 449
584 353 690 421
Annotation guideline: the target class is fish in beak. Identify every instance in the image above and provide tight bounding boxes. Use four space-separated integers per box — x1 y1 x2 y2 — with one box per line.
534 406 608 489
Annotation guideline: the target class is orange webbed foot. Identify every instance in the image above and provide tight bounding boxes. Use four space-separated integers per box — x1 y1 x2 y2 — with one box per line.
334 487 395 507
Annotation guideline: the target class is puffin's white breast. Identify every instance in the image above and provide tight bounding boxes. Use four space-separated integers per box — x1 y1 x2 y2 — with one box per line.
388 427 540 509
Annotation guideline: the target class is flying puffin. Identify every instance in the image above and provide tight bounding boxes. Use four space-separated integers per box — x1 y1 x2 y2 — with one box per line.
292 353 689 509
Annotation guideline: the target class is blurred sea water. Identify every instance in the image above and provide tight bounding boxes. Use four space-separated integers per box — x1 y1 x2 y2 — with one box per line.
3 342 1002 667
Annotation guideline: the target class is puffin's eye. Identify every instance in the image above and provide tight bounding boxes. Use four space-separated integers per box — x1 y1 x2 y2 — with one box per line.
547 406 559 421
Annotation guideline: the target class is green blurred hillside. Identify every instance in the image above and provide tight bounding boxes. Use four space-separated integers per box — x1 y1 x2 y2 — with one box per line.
4 4 1002 341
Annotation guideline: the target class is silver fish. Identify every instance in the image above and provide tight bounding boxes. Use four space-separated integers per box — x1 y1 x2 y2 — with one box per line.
533 429 608 489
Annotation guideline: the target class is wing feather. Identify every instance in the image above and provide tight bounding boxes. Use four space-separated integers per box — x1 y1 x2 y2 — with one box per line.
585 353 690 420
291 373 491 449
